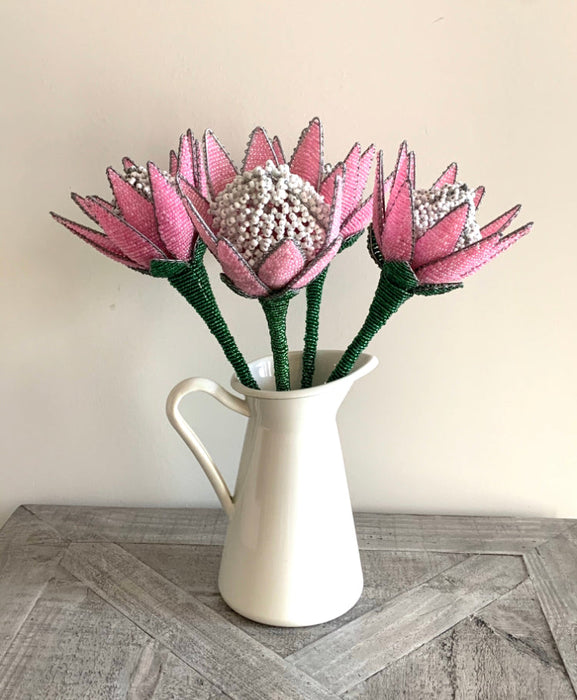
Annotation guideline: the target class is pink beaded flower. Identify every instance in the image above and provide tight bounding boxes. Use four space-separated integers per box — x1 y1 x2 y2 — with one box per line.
179 118 375 297
51 132 202 271
370 142 532 287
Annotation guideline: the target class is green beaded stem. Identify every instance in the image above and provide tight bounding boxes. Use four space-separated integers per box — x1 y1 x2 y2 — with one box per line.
300 231 367 389
260 294 294 391
151 244 259 390
327 262 418 383
300 267 328 389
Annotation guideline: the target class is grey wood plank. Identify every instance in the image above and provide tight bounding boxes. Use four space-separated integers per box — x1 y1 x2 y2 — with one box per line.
525 522 577 694
288 554 527 695
125 543 465 658
197 549 467 658
343 616 576 699
26 505 576 552
0 506 65 547
477 578 565 671
0 568 225 699
61 542 339 700
26 504 228 544
355 511 576 554
0 543 63 661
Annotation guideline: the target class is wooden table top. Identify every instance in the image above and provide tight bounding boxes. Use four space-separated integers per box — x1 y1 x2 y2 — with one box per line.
0 505 576 698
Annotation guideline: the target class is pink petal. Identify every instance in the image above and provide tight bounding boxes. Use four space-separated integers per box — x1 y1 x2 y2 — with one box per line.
169 150 178 178
289 117 323 189
290 236 342 290
203 130 238 197
51 212 127 258
122 157 135 170
416 223 532 283
106 168 162 247
272 136 286 165
242 126 277 172
372 151 386 239
149 163 196 260
87 198 165 268
177 130 195 184
193 138 209 199
324 176 344 244
71 192 106 225
341 196 373 239
381 179 413 261
177 177 212 221
257 239 306 289
480 204 521 239
389 141 410 206
319 163 345 207
341 143 361 219
433 163 458 188
217 239 269 297
357 145 375 202
178 178 218 253
473 186 485 208
412 202 471 268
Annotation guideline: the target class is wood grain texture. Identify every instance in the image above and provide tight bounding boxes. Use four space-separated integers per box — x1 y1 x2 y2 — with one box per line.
61 542 338 700
0 543 63 661
289 554 528 694
27 505 228 545
0 568 225 699
343 617 576 699
1 506 576 699
354 511 575 553
525 522 577 692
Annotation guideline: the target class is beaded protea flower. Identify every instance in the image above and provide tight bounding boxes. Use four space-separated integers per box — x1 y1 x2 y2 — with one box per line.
179 118 375 298
51 132 202 271
370 142 532 288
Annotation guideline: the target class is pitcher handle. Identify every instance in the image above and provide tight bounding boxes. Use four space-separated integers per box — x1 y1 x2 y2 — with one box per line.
166 377 250 518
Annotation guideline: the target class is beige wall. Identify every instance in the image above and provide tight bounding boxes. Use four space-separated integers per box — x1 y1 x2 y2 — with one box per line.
1 0 576 526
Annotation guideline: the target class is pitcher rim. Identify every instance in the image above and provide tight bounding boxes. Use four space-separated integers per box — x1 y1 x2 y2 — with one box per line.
230 350 378 400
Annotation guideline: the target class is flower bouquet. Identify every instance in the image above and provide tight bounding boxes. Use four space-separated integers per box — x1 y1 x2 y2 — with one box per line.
51 118 532 626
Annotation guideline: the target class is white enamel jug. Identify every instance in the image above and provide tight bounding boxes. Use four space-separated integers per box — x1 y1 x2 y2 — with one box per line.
166 350 378 627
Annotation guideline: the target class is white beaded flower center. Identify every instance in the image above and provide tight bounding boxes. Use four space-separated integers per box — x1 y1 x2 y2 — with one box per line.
413 182 481 251
121 164 175 200
209 161 330 269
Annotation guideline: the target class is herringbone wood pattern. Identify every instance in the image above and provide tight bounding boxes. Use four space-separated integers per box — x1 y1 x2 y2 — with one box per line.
0 506 576 698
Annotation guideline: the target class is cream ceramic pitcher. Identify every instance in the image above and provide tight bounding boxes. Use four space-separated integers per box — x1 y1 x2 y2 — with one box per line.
166 350 378 627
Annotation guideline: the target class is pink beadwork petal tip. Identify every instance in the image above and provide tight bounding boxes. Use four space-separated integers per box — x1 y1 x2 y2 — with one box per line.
51 212 126 257
257 239 306 290
289 117 323 189
319 163 345 206
148 163 196 260
177 130 195 185
381 179 413 261
389 141 410 204
87 197 166 268
416 221 532 284
433 162 458 189
106 168 161 247
480 204 521 239
178 178 218 254
217 239 270 297
473 186 485 208
243 126 277 172
357 145 375 201
203 130 238 197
